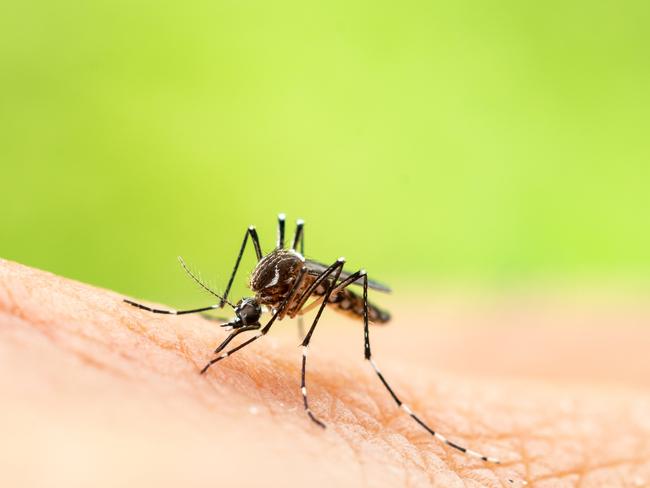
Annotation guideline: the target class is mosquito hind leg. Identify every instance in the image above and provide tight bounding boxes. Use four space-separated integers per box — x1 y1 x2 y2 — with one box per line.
356 272 502 465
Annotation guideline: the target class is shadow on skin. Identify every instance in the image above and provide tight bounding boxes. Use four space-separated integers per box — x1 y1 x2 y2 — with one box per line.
0 259 649 487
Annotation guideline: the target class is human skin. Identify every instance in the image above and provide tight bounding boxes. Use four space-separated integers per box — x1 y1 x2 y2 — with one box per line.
1 259 649 487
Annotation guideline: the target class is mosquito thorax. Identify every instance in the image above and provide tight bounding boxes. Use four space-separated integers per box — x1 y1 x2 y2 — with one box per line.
249 248 304 304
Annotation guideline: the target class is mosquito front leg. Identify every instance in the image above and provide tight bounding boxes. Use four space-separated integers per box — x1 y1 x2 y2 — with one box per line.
123 256 236 316
214 324 261 353
220 226 263 307
124 299 222 316
127 225 261 316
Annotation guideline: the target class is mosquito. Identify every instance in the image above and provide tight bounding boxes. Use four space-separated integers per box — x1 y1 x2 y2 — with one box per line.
123 214 504 466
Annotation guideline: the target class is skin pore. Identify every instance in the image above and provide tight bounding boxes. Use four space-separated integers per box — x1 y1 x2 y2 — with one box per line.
1 259 649 487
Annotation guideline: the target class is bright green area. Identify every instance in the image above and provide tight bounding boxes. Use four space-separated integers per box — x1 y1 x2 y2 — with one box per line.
1 1 649 304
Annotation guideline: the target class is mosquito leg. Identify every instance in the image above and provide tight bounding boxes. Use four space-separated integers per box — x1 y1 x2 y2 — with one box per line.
291 218 304 252
123 299 221 315
299 258 345 428
201 334 261 374
200 268 307 375
221 225 263 307
293 258 345 314
123 242 255 315
277 213 286 249
295 268 367 317
214 324 261 353
357 272 502 465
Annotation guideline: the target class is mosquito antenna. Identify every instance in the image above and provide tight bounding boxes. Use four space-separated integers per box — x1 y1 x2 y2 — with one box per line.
178 256 235 309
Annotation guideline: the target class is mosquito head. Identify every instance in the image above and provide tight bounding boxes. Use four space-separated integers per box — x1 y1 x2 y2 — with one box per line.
233 297 262 326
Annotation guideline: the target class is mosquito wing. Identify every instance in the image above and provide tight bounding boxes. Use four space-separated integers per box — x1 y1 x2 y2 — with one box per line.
304 259 391 293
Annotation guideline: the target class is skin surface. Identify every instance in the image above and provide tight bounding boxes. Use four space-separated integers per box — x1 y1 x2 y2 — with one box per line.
1 259 649 488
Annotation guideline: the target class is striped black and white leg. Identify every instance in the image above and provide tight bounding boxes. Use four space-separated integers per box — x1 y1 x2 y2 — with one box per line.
299 257 346 428
213 324 261 353
128 224 264 315
200 268 307 375
292 257 345 314
300 345 324 428
124 299 222 316
200 332 264 375
291 218 304 252
358 272 502 465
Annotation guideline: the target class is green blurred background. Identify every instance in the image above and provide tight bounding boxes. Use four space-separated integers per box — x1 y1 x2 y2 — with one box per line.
2 0 649 305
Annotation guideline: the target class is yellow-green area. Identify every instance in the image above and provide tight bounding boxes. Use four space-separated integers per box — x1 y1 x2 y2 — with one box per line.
1 0 649 304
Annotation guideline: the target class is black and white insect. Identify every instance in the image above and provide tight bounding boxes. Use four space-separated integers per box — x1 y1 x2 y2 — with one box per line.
124 214 503 466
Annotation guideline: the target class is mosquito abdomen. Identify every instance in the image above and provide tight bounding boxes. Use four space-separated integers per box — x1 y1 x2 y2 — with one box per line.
329 288 390 324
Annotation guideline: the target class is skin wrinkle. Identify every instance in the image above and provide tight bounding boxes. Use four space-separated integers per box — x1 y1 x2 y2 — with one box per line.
329 400 370 483
2 260 650 487
333 421 371 485
517 434 534 486
3 267 249 415
0 307 130 380
539 458 650 485
409 438 437 486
